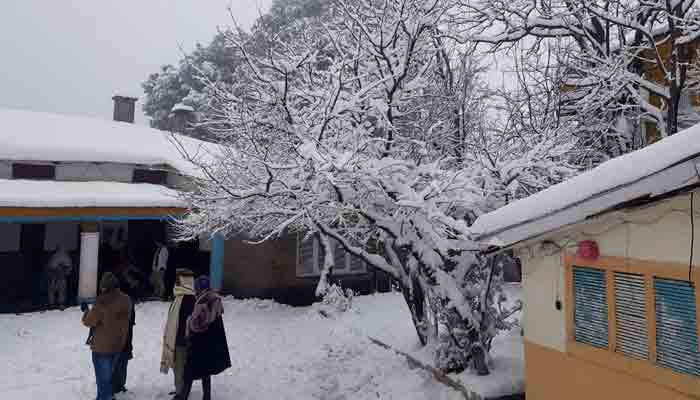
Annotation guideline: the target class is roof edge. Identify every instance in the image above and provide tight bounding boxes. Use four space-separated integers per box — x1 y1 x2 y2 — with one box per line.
476 156 700 249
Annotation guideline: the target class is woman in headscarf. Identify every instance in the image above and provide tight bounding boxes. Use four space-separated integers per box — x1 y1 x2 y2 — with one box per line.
160 269 196 397
176 276 231 400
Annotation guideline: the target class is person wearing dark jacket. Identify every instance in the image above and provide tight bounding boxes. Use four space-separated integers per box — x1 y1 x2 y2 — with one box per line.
176 276 231 400
161 269 196 397
81 272 132 400
112 270 137 395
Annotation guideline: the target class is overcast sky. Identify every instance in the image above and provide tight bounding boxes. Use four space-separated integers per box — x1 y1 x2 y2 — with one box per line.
0 1 271 125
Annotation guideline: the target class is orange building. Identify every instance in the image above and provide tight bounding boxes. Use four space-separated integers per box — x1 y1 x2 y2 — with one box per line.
472 122 700 398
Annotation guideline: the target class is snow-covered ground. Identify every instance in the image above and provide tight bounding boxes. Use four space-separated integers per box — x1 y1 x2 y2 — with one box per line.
0 289 522 400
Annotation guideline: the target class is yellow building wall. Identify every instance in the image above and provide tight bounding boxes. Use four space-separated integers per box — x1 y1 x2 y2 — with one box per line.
525 341 694 400
641 39 700 143
518 193 700 399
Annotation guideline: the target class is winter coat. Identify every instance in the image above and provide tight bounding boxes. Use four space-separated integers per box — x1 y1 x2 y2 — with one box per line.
82 288 132 354
152 245 169 272
47 249 73 280
176 295 195 346
160 284 195 374
184 291 231 380
123 298 136 359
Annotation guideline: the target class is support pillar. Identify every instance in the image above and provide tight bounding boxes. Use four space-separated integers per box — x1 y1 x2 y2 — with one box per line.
78 223 99 303
209 233 224 291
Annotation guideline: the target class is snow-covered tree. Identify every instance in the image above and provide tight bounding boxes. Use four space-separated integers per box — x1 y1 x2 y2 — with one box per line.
462 0 700 161
174 0 574 374
141 31 242 134
142 0 328 136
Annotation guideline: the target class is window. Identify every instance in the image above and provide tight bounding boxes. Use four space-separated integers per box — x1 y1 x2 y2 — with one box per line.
572 266 609 349
654 278 700 376
297 235 316 277
333 241 348 273
0 223 20 252
568 257 700 380
679 92 693 112
296 234 367 277
132 169 168 185
12 163 55 180
614 272 649 360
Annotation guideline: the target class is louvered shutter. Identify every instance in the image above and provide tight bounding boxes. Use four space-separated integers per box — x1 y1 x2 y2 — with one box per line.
614 272 649 360
654 278 700 376
573 266 609 349
297 235 316 276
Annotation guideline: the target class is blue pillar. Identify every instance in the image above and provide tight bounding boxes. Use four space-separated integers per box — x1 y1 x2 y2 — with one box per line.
209 233 225 291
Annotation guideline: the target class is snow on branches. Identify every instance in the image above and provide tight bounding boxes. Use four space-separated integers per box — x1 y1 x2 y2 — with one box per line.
462 0 700 159
173 0 573 374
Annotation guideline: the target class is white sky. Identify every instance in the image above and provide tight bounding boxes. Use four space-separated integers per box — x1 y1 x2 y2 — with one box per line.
0 0 271 125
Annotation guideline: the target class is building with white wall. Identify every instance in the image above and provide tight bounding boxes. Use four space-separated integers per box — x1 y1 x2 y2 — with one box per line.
0 99 389 311
472 124 700 399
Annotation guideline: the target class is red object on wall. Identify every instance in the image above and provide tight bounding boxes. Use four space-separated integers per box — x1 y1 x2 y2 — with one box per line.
577 240 599 260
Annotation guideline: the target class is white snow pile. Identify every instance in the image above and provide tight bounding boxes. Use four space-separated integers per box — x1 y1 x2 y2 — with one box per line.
0 107 218 178
0 290 523 400
314 284 355 318
0 179 185 208
471 123 700 239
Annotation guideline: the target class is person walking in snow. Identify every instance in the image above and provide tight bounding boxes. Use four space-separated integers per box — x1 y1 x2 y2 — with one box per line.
46 246 73 308
81 272 132 400
112 267 137 395
176 276 231 400
161 268 196 398
150 241 169 299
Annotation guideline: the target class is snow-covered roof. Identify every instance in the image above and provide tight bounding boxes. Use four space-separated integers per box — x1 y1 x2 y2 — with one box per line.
0 179 185 208
472 123 700 248
0 107 215 178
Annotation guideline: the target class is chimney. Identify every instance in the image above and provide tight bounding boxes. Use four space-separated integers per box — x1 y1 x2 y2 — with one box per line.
170 103 195 134
112 95 138 123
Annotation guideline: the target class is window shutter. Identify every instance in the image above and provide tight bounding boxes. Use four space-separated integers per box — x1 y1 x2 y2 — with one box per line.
614 272 649 360
296 235 315 276
333 241 347 272
316 238 326 273
573 266 609 349
349 255 366 273
654 278 700 376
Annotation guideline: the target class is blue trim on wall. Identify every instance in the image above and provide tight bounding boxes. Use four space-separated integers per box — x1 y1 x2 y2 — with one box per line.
77 296 96 305
0 215 175 223
209 233 225 290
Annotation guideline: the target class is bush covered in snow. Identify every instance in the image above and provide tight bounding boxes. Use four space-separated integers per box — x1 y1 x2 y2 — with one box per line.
316 284 354 318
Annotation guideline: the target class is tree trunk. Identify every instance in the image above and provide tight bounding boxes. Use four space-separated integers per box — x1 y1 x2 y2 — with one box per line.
401 275 437 346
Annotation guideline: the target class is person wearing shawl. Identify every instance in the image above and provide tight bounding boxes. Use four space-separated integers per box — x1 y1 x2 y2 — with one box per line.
175 276 231 400
160 268 196 397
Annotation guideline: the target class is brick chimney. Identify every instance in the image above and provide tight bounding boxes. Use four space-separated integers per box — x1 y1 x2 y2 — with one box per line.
170 103 195 133
112 95 138 123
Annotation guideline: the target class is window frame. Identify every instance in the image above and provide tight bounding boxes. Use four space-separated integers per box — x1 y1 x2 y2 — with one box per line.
132 168 168 185
564 253 700 396
12 163 56 180
296 233 367 277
